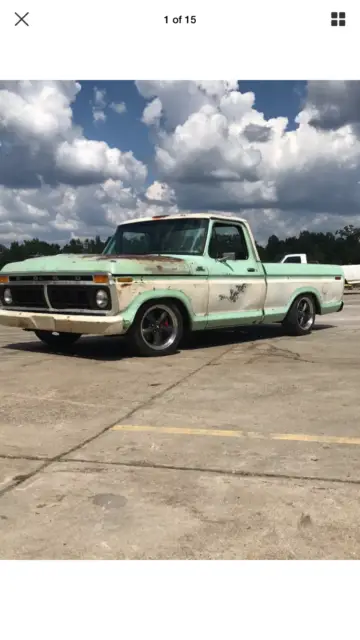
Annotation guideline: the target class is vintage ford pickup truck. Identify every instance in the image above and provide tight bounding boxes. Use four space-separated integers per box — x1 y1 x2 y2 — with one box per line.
0 213 344 356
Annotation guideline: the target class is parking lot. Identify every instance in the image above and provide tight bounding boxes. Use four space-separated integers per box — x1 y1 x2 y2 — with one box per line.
0 294 360 559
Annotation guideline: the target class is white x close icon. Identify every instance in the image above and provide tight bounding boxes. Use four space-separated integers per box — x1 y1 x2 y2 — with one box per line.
15 12 29 26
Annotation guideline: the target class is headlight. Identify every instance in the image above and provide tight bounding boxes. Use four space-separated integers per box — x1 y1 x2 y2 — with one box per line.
95 288 109 309
3 288 12 305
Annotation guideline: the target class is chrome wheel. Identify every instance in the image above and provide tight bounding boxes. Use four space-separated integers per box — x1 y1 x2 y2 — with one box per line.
140 304 179 351
296 297 314 330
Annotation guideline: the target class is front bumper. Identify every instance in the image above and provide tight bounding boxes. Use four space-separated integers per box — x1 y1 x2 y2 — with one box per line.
0 309 126 335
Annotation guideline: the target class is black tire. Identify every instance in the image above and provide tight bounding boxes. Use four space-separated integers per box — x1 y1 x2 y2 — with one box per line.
282 294 316 336
129 300 184 357
34 330 82 349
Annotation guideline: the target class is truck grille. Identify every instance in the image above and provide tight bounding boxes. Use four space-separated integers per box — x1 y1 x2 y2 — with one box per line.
1 283 111 312
1 284 47 308
48 285 108 310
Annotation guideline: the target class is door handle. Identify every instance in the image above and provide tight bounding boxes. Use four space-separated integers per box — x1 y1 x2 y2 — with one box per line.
247 268 256 272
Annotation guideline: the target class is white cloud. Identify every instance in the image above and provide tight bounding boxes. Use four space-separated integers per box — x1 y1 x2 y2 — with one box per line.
0 81 150 245
92 109 106 123
137 80 360 229
92 86 107 123
110 101 126 115
93 88 107 109
0 179 177 245
92 90 126 121
2 80 360 247
305 81 360 133
0 81 146 190
142 98 162 126
145 181 176 205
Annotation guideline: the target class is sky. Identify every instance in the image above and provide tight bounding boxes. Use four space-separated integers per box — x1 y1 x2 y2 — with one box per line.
0 79 360 247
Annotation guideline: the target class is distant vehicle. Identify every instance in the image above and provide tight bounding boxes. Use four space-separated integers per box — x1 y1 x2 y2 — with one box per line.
280 253 360 285
0 214 344 357
280 254 318 264
280 253 308 264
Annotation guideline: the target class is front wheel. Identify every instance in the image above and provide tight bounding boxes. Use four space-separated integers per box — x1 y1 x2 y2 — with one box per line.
34 330 82 349
282 295 316 336
129 301 183 357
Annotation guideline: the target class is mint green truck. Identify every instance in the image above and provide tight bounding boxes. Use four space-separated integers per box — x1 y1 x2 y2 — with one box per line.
0 213 344 357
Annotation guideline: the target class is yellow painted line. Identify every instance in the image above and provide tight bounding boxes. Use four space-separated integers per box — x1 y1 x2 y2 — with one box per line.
113 425 254 439
111 424 360 447
272 433 360 445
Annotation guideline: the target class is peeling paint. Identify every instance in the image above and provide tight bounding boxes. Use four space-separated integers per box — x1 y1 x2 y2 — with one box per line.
85 253 184 263
114 275 208 318
219 284 247 303
82 253 189 276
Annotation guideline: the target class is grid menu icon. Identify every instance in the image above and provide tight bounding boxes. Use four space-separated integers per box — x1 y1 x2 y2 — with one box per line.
331 11 346 26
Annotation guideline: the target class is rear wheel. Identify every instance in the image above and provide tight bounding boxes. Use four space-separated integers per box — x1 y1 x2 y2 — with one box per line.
34 330 82 349
282 295 316 336
129 301 183 357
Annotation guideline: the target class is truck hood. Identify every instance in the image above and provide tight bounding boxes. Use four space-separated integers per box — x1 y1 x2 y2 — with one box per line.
1 253 195 276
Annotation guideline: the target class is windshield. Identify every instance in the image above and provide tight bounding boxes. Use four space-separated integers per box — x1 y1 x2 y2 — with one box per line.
103 218 209 256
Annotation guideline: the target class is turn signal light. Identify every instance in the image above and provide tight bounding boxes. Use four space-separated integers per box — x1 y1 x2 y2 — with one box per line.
93 274 109 284
0 275 9 284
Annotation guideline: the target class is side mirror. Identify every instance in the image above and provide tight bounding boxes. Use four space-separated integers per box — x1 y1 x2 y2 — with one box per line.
218 252 236 262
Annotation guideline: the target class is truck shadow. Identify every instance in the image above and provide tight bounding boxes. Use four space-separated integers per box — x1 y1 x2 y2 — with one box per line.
184 323 333 351
2 323 335 362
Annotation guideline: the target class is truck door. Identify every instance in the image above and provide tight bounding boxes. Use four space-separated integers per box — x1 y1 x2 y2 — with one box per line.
206 221 266 328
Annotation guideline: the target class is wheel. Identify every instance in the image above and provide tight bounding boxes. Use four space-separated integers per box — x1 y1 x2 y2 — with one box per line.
282 295 316 336
129 301 183 357
34 330 81 349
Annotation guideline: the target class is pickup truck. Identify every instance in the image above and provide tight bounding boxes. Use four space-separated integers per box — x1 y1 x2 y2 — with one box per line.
0 213 344 357
280 254 311 264
280 253 360 285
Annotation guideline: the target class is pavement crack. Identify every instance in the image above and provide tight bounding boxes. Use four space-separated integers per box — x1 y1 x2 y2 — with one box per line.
243 341 315 365
0 343 237 498
0 454 49 462
61 457 360 487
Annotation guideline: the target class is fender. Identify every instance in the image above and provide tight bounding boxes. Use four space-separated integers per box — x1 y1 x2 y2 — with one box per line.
285 286 322 315
120 287 197 330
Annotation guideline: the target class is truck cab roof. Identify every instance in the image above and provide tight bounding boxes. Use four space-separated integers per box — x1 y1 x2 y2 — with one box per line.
117 212 248 226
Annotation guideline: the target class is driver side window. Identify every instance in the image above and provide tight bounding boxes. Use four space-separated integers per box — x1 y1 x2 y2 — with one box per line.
208 223 249 260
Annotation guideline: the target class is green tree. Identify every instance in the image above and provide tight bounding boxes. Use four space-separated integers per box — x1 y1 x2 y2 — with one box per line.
1 224 360 269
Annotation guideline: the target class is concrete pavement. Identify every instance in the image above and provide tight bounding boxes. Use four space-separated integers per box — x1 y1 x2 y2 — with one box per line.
1 295 360 558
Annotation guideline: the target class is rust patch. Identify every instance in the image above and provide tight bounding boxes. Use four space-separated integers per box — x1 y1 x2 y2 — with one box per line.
83 253 184 263
219 284 247 303
136 255 184 263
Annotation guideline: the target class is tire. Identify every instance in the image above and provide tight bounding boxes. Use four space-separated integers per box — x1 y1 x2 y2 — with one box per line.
34 330 82 349
129 301 184 357
282 294 316 336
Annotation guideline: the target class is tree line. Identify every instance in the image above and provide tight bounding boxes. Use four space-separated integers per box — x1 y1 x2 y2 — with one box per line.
1 224 360 268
